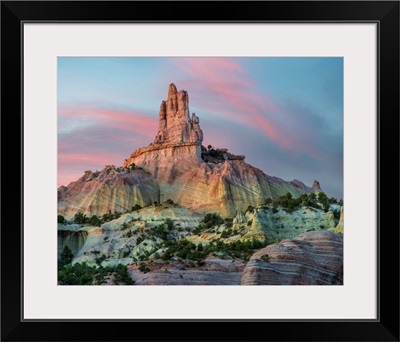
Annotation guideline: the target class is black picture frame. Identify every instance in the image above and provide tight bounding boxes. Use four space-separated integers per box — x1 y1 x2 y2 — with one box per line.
1 1 399 341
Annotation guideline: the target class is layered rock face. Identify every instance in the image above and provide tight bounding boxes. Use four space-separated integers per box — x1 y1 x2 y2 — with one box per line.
121 83 317 217
58 165 159 220
128 258 245 285
234 206 337 243
241 230 343 285
59 84 319 219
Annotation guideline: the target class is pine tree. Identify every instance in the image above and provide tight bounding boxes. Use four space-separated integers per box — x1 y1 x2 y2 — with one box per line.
60 245 73 267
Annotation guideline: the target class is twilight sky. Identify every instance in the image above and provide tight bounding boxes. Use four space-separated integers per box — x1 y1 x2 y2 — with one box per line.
58 57 343 198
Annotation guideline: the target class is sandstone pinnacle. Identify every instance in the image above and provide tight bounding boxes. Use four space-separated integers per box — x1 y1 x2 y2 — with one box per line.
168 83 177 97
312 180 322 191
154 84 203 145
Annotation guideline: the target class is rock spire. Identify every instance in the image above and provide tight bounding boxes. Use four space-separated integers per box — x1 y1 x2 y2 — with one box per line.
154 83 203 145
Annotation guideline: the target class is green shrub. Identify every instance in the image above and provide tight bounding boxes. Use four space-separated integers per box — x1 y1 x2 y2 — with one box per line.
89 215 101 227
74 211 87 224
225 221 233 228
261 254 270 261
59 245 73 267
155 224 168 239
138 263 150 273
136 235 145 245
57 214 66 224
220 229 232 238
246 206 255 213
165 218 174 230
202 213 224 228
131 204 142 212
95 254 107 266
58 262 134 285
263 198 273 205
165 199 174 205
333 209 341 220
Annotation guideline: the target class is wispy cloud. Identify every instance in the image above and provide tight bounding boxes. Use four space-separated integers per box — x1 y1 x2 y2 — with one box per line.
58 105 157 138
57 105 158 187
58 57 343 197
167 58 324 158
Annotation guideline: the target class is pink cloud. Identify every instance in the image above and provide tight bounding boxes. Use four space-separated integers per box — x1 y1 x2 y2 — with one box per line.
58 106 158 139
168 58 319 157
58 152 123 166
58 106 158 187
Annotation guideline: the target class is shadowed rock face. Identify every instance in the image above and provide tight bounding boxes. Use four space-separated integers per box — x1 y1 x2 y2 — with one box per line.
312 180 322 191
58 229 88 259
241 230 343 285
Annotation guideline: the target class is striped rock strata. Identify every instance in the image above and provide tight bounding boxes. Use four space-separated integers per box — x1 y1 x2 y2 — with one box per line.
128 258 246 285
58 165 159 220
241 230 343 285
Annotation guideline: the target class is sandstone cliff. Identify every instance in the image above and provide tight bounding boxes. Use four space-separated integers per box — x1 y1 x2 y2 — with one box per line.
58 165 159 220
121 83 318 217
59 83 320 218
241 230 343 285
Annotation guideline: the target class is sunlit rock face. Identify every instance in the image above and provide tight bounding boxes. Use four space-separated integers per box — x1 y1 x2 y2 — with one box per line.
153 83 203 146
245 206 336 243
122 83 318 217
334 207 344 234
60 84 318 219
57 165 160 220
241 230 343 285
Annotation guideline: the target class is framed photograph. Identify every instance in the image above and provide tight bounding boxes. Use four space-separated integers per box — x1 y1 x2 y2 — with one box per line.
1 1 399 341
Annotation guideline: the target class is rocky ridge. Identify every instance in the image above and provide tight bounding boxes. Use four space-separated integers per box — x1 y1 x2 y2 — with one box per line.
57 83 343 286
120 83 319 217
59 83 321 219
59 197 343 285
58 165 159 220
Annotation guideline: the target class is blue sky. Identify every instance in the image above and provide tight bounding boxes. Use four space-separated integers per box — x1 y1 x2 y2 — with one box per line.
58 57 343 198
